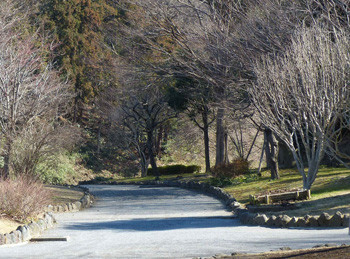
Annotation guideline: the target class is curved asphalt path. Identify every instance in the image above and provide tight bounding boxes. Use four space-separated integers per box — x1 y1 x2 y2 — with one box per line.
0 185 349 258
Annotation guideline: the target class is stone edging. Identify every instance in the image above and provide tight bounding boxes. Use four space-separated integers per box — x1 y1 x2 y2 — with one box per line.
104 179 349 229
0 186 93 246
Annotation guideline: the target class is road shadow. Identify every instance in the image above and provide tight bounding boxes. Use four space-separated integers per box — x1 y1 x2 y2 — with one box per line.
65 216 239 232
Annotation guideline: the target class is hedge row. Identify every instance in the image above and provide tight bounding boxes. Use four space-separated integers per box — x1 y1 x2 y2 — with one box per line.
147 164 201 176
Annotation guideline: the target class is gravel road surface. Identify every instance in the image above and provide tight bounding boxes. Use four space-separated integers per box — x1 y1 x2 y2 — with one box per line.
0 185 349 258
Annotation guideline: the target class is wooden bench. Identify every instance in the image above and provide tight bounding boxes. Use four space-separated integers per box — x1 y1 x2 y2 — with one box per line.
249 189 311 205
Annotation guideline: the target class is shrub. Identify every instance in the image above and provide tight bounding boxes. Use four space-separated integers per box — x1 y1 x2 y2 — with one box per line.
211 158 250 179
0 176 51 222
35 152 78 185
147 164 201 176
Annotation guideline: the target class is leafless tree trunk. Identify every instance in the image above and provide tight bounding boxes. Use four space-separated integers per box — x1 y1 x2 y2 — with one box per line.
264 129 280 180
215 108 226 166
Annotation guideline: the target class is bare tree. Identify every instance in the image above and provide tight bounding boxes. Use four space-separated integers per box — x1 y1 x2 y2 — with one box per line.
114 71 177 177
0 0 72 178
251 25 350 189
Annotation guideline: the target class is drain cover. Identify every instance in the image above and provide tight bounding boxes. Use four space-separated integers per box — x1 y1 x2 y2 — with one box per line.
30 237 69 242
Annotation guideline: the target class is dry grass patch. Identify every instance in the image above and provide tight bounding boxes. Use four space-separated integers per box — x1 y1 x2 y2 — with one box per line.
47 185 84 205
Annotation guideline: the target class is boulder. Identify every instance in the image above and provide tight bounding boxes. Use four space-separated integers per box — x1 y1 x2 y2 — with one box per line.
27 222 41 237
287 217 299 228
277 215 291 228
58 205 65 213
267 215 277 227
297 218 307 227
253 214 268 225
342 214 349 227
304 215 312 226
46 205 54 212
329 211 343 227
318 212 331 227
308 216 320 227
74 201 82 211
0 234 4 245
17 226 30 241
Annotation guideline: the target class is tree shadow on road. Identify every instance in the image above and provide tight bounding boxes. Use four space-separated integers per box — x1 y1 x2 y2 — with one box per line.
65 216 239 232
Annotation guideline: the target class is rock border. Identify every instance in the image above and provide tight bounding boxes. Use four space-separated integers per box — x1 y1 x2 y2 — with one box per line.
101 179 349 229
0 186 93 246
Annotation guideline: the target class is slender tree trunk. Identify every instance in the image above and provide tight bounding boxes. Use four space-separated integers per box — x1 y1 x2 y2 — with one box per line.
202 110 211 173
97 123 101 155
264 128 280 180
257 137 266 177
215 107 226 166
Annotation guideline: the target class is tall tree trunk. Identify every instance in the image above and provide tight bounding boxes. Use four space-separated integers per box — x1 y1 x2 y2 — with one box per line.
224 132 229 164
140 150 150 177
264 128 280 180
215 107 226 166
156 125 163 156
202 110 211 173
147 131 159 179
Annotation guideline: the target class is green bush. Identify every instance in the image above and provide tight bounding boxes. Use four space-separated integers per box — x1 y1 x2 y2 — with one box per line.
147 164 201 176
211 158 250 179
35 153 78 185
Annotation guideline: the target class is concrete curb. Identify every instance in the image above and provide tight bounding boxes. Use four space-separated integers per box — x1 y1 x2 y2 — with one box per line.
99 179 348 229
0 186 94 246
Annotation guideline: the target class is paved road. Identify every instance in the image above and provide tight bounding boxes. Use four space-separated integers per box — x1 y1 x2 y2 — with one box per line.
0 185 349 258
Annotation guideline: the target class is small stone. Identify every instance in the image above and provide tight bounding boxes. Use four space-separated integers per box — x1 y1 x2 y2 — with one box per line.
324 243 337 247
280 247 291 251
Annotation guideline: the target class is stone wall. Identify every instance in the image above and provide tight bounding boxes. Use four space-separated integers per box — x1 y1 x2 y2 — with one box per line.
0 186 93 246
